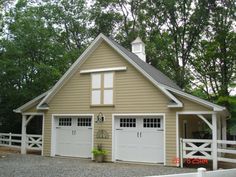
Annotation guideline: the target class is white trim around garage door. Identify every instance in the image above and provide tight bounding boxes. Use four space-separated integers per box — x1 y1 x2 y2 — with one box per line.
50 114 94 157
112 113 166 165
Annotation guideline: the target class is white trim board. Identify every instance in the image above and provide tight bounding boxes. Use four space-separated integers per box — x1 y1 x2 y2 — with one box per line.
50 114 94 157
22 112 44 116
112 113 166 165
80 67 127 74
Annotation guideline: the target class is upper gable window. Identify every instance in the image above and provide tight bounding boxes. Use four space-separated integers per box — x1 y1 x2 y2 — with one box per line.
92 73 101 105
91 72 113 105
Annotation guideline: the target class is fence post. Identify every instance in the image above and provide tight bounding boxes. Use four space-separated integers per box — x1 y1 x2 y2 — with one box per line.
180 138 183 168
197 168 206 177
9 132 12 146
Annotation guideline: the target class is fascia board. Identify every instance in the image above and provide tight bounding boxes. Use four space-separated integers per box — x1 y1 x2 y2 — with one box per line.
14 91 49 113
163 85 226 111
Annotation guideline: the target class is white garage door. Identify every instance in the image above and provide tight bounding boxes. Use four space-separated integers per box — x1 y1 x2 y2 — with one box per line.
55 117 92 158
115 116 164 163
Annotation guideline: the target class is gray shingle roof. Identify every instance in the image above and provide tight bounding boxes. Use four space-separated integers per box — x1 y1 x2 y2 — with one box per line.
108 37 182 91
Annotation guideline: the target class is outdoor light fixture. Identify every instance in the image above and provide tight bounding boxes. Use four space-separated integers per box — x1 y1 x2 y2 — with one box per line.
96 112 104 123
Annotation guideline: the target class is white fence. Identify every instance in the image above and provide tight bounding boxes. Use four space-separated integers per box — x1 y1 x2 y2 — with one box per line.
0 133 42 150
180 138 236 167
146 168 236 177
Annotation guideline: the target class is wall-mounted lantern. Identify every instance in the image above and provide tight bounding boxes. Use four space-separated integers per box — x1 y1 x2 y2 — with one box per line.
96 112 105 123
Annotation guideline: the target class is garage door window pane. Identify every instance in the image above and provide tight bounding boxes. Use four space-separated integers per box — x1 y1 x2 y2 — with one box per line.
59 118 72 126
78 118 91 127
120 118 136 127
143 118 161 128
92 90 101 104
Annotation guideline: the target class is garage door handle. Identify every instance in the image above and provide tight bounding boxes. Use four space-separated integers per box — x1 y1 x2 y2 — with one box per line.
137 132 139 137
140 132 142 138
72 130 76 135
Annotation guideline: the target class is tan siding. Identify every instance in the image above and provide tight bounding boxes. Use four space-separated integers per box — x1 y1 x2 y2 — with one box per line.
42 41 212 166
177 96 211 111
24 106 38 113
22 99 43 113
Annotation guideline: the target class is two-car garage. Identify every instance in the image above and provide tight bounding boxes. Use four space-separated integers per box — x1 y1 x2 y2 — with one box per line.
52 114 164 164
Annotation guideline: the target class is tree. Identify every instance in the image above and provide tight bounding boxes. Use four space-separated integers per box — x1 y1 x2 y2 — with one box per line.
191 0 236 102
90 0 215 90
0 0 89 132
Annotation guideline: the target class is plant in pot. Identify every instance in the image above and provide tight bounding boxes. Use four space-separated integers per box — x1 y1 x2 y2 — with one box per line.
92 144 107 163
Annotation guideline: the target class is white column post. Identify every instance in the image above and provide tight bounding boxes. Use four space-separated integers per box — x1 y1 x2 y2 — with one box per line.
222 116 227 149
180 138 183 168
21 115 27 154
197 168 206 177
217 116 221 140
217 116 222 157
212 113 218 170
222 116 227 140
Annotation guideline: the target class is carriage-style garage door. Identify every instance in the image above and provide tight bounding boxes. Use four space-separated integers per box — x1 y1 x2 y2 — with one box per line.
115 116 164 163
55 116 92 158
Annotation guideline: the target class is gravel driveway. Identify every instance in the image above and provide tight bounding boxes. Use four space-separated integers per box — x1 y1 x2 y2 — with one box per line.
0 154 195 177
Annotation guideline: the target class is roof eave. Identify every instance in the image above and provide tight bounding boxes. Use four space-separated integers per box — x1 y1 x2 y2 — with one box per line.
13 91 50 114
13 109 21 113
163 85 226 112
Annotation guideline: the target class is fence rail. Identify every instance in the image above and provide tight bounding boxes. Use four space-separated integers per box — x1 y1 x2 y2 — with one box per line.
0 133 42 150
180 138 236 167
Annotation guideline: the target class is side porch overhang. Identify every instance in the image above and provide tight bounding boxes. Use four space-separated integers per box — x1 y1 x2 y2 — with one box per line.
176 111 229 170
